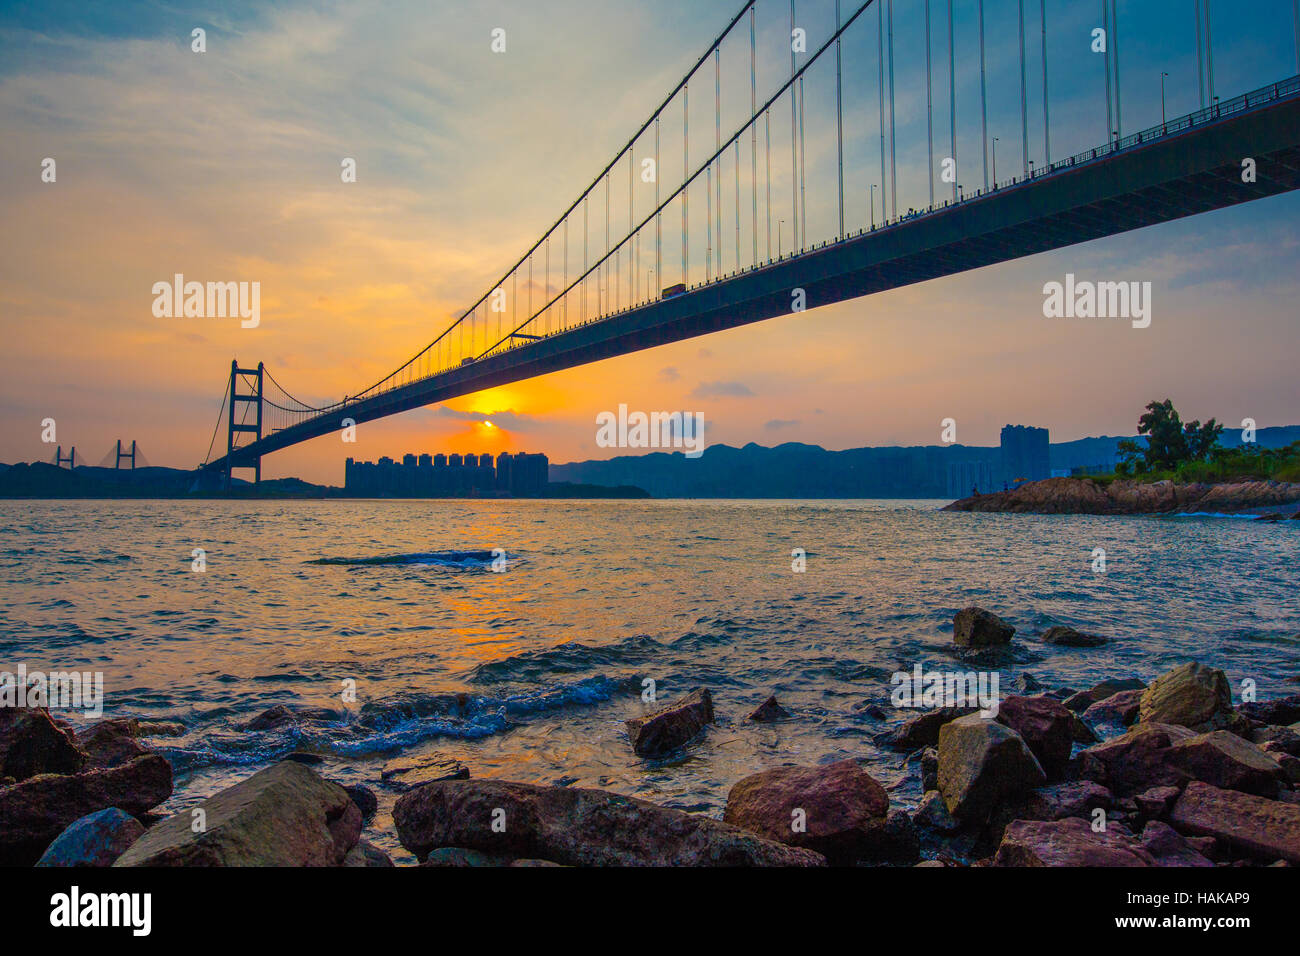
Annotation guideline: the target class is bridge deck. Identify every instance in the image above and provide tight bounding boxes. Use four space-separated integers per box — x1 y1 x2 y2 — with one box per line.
207 80 1300 471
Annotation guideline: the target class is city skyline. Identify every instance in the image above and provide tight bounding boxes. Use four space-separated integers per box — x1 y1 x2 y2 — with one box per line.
2 0 1298 485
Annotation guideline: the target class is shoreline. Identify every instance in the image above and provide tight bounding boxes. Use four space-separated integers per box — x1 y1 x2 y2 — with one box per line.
5 605 1299 868
945 476 1300 517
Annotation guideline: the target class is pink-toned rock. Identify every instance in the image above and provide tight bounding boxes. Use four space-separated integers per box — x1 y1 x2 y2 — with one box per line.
1163 730 1284 797
723 760 889 864
745 695 790 722
1169 780 1300 865
993 817 1156 866
1082 689 1144 728
996 695 1074 776
1138 662 1240 733
393 778 825 866
1078 722 1195 795
0 755 172 866
625 687 714 757
1141 821 1213 867
0 708 87 781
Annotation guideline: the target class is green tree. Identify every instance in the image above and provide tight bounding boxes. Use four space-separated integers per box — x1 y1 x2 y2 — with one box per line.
1182 418 1224 462
1136 399 1188 470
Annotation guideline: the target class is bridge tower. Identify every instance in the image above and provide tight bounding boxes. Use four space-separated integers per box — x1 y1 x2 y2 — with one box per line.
225 360 264 489
114 439 137 470
55 445 76 469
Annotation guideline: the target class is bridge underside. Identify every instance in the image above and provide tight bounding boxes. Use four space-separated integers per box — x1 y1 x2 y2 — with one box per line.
208 91 1300 471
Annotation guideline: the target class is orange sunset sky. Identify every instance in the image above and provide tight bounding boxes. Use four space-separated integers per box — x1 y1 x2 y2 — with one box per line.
2 0 1298 485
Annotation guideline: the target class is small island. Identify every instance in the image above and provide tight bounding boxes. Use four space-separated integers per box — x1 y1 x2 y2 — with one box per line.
946 400 1300 517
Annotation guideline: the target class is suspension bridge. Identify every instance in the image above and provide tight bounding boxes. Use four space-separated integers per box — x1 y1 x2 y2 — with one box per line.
201 0 1300 486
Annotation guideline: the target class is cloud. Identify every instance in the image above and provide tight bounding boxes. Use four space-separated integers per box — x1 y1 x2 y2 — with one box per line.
657 366 680 382
764 418 799 430
689 380 754 398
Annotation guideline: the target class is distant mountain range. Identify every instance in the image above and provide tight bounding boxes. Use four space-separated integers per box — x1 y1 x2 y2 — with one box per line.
549 426 1300 499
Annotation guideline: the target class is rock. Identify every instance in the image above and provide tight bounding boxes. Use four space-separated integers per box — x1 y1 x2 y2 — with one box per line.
343 840 394 868
1163 730 1284 797
114 761 360 867
1169 780 1300 865
952 606 1014 647
993 817 1156 866
920 747 938 792
135 721 185 738
722 760 888 864
1239 694 1300 726
76 719 153 770
913 790 960 831
344 784 378 822
1017 780 1113 822
1251 724 1300 757
1082 689 1144 729
510 858 564 866
1067 712 1100 744
1012 673 1045 694
1141 821 1213 866
421 846 508 867
1133 785 1182 819
853 702 887 719
746 695 790 722
1040 625 1108 647
380 753 470 792
393 778 825 867
0 707 87 781
943 476 1300 516
0 754 172 866
1079 722 1195 795
1138 662 1236 731
625 688 714 757
1063 678 1147 713
1273 752 1300 785
937 715 1046 822
886 706 976 751
859 809 920 865
285 751 324 766
242 704 339 731
35 808 145 867
995 695 1075 777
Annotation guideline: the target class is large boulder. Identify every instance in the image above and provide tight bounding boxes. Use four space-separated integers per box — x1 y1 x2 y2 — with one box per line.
35 808 144 867
937 715 1046 822
993 817 1156 866
952 607 1014 647
1169 780 1300 865
0 754 172 866
76 719 152 769
0 708 87 781
995 695 1074 777
722 760 888 864
1078 722 1195 795
114 761 361 866
1081 689 1144 729
885 706 976 751
380 753 469 792
393 778 825 866
1138 662 1236 731
1162 730 1284 798
625 688 714 757
1015 780 1113 822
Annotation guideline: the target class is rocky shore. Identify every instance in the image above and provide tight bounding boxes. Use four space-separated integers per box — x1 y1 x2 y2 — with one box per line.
4 608 1299 868
944 476 1300 516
